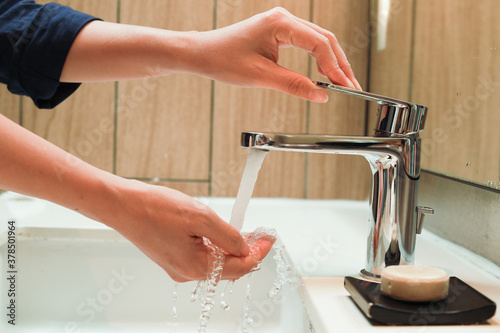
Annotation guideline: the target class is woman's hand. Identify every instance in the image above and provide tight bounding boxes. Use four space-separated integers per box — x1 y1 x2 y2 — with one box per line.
101 179 275 282
189 7 361 102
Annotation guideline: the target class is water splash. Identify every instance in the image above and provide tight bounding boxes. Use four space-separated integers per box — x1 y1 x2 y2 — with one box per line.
241 274 254 333
240 227 294 332
245 227 293 299
269 236 293 300
191 280 205 303
191 148 296 332
198 238 225 333
220 280 234 311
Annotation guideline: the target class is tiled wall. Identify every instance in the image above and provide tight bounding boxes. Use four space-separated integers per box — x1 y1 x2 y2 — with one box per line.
413 0 500 186
369 0 500 188
1 0 373 199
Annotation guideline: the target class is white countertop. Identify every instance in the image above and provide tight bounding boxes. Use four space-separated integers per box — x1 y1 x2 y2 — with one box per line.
1 192 499 332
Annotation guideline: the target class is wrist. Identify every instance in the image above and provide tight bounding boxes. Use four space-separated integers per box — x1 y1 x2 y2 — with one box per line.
90 175 146 230
158 30 213 76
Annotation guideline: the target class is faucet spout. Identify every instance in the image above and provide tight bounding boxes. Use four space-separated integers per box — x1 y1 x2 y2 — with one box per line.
241 132 433 279
241 83 433 278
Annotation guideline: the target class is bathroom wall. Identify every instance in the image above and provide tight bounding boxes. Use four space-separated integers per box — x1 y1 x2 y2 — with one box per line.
369 0 500 189
0 0 372 199
368 0 500 266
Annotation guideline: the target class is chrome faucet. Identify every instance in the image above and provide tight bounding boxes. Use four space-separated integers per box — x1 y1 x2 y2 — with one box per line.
241 82 434 279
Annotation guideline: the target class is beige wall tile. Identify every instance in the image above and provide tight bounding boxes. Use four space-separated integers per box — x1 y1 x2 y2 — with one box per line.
0 85 20 123
116 0 213 180
412 0 500 186
212 1 310 198
23 0 117 173
307 0 371 200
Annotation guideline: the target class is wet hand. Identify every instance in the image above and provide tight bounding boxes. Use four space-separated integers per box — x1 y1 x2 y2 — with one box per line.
102 180 275 282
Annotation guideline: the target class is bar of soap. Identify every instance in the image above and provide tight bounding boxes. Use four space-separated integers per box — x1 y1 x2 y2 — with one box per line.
381 265 449 302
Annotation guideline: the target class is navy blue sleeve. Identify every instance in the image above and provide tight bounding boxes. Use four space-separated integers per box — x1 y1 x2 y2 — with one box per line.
0 0 100 109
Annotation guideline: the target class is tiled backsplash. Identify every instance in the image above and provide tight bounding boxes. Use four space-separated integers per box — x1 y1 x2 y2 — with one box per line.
0 0 372 200
420 171 500 267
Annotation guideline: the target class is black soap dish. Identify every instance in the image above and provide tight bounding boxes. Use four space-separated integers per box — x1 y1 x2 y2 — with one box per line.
344 276 497 325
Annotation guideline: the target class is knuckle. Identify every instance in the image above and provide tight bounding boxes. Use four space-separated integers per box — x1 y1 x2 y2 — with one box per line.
264 7 290 25
323 62 342 77
340 61 353 73
184 203 213 231
227 229 244 250
269 6 289 17
315 35 331 51
325 30 338 43
286 76 305 97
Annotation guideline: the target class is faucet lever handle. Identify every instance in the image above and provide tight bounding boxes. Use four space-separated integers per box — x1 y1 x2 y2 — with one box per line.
416 206 434 234
315 81 429 135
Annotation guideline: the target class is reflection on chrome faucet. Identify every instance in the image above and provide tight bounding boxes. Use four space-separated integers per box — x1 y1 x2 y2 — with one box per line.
241 82 434 279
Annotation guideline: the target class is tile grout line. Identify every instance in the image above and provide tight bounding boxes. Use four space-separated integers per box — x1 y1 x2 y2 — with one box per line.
408 0 417 101
112 0 121 175
303 0 314 199
208 0 218 197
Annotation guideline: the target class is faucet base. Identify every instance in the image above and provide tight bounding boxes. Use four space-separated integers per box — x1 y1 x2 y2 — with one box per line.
360 269 381 281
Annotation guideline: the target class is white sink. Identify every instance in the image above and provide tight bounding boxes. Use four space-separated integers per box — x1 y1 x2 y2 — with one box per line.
1 192 499 332
0 225 311 332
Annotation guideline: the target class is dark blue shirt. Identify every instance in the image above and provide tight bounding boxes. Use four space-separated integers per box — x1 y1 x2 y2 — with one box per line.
0 0 98 109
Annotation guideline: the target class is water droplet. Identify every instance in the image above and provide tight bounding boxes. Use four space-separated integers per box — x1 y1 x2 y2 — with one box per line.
172 282 179 320
219 280 234 311
241 274 253 333
197 238 225 333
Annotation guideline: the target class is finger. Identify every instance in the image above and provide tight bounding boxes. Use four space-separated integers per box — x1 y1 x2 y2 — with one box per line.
273 21 355 90
221 235 276 280
282 12 362 90
300 20 362 90
260 61 329 102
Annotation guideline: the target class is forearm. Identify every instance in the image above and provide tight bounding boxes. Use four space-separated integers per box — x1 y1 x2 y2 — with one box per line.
60 10 361 100
0 114 123 222
60 20 200 82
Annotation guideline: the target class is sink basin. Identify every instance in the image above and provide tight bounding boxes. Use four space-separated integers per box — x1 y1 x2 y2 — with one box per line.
0 226 312 332
1 192 499 332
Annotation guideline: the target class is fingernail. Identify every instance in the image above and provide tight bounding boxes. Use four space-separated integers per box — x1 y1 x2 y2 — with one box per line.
355 79 363 91
308 88 329 103
260 234 277 244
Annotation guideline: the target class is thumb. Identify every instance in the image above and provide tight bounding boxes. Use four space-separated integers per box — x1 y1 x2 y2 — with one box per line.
263 64 329 103
193 210 250 257
222 235 276 279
